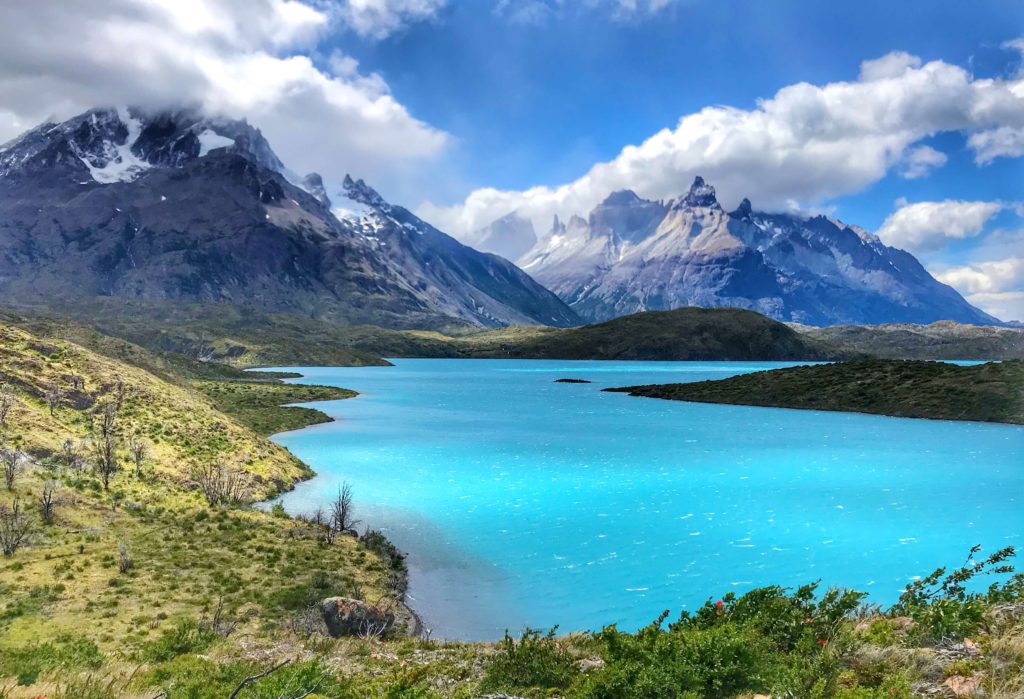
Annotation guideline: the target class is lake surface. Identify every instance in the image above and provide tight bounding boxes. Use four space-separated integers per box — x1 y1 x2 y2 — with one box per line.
263 359 1024 640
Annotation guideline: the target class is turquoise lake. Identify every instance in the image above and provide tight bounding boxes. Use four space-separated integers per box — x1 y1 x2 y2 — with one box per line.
263 359 1024 640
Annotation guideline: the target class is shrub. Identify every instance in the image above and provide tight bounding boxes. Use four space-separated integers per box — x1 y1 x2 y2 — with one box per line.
142 618 217 662
479 628 578 696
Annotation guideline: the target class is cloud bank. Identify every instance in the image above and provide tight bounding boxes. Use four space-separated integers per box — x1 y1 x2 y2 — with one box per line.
0 0 449 190
419 47 1024 238
877 200 1005 252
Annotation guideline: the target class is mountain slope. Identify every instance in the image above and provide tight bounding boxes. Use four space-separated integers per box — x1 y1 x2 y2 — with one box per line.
516 177 998 326
0 107 578 330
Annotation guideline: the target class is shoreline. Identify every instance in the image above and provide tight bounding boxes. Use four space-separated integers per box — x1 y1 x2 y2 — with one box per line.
251 367 425 638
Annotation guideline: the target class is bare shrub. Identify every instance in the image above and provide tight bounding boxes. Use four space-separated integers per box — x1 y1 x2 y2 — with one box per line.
0 383 14 427
0 498 35 555
61 438 83 471
329 482 361 535
126 432 148 478
39 480 57 525
117 539 134 573
44 381 63 416
195 464 249 507
1 448 24 490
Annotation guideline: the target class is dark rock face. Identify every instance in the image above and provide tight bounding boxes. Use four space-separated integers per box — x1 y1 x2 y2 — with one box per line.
517 177 1000 326
0 107 580 330
321 597 395 637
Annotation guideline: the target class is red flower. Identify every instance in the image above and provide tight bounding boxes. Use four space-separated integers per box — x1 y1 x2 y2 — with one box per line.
715 600 724 608
817 638 827 647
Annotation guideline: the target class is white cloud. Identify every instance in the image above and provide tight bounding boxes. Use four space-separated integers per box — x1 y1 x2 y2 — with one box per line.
494 0 681 24
337 0 447 39
933 257 1024 294
968 126 1024 164
898 145 947 179
877 200 1004 252
933 258 1024 321
420 48 1024 238
0 0 448 190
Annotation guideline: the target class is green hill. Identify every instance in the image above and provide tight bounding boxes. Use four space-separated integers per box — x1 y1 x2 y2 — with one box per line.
609 359 1024 424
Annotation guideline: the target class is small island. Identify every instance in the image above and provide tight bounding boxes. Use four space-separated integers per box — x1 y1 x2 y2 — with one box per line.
607 359 1024 425
555 378 592 383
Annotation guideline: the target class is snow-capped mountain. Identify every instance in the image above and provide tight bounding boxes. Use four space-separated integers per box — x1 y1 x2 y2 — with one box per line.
0 107 579 329
515 177 1000 326
466 212 538 263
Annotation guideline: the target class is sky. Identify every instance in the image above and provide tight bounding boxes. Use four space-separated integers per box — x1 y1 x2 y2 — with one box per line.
0 0 1022 319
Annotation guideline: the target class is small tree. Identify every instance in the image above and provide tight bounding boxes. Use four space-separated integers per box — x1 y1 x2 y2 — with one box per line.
90 401 119 490
0 383 13 427
0 498 34 555
44 381 63 416
329 482 361 536
195 464 248 507
1 447 23 491
126 433 148 478
40 481 57 525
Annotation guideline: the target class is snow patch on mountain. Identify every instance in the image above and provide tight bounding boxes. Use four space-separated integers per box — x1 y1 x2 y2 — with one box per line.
196 129 235 157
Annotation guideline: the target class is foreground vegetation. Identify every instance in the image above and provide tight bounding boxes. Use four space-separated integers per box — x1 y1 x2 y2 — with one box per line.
609 359 1024 425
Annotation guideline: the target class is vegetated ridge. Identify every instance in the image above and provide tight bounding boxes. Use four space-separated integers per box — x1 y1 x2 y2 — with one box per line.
608 359 1024 424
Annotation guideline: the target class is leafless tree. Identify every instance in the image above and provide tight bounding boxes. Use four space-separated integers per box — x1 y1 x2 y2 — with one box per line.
194 464 249 507
0 384 13 427
1 448 23 491
329 483 361 535
39 481 56 525
0 498 34 555
68 375 85 391
90 400 119 490
44 381 63 416
126 433 148 478
310 506 326 527
201 596 238 638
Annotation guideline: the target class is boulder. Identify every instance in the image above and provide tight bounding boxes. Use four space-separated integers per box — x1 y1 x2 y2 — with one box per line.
321 597 394 638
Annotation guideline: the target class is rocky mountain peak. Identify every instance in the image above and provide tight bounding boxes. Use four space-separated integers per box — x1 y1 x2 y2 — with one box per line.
732 198 753 218
341 174 388 210
680 175 720 209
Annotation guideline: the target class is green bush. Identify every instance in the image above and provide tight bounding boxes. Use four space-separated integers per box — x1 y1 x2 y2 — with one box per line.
479 628 578 696
142 618 217 662
573 618 776 699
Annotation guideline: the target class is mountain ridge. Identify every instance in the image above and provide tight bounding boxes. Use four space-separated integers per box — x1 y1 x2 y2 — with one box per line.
0 106 580 331
486 177 1000 327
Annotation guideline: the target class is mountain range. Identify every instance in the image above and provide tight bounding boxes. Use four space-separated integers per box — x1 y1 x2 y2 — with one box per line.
492 178 999 326
0 107 578 330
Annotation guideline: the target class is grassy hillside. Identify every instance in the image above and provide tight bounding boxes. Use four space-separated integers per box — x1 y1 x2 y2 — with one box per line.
791 321 1024 360
609 359 1024 424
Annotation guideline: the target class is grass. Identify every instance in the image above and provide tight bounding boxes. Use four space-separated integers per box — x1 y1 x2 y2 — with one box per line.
608 358 1024 424
192 380 356 436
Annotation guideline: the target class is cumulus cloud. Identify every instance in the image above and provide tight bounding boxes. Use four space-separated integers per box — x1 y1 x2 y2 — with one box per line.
877 200 1004 252
933 257 1024 321
0 0 448 190
898 145 948 179
420 48 1024 238
337 0 447 39
968 126 1024 164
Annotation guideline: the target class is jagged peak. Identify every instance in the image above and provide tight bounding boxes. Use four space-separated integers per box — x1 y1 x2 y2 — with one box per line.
341 174 387 209
680 175 720 209
732 198 753 218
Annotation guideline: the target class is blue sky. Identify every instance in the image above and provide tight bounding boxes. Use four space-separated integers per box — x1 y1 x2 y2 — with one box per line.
0 0 1022 318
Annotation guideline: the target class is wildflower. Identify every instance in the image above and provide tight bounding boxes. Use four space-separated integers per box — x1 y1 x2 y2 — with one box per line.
817 637 827 647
